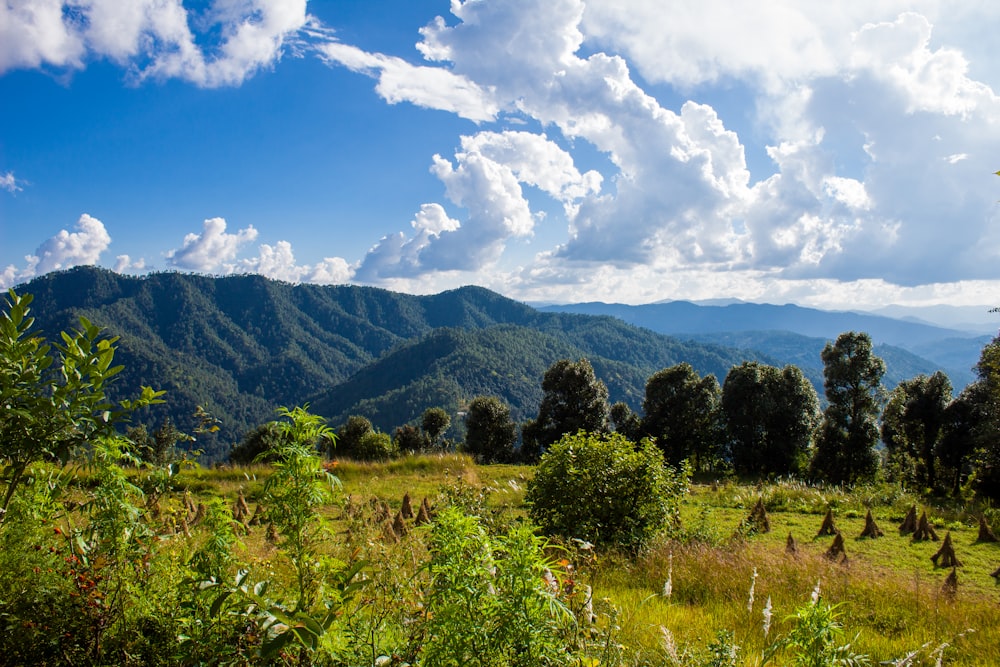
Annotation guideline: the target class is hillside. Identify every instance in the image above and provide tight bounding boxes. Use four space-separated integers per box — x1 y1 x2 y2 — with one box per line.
15 267 760 460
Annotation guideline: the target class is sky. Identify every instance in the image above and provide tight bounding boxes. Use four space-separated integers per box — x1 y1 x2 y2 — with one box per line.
2 0 1000 313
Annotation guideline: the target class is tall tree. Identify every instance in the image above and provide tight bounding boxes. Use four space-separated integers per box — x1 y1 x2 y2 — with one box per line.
641 363 723 469
421 407 452 450
961 335 1000 499
881 372 953 492
721 362 820 477
810 331 885 484
522 358 609 455
463 396 517 463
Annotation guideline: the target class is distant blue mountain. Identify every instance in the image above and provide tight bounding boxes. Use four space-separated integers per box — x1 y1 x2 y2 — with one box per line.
539 301 987 389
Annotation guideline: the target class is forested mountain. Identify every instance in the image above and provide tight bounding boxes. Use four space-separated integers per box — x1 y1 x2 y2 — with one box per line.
14 267 758 460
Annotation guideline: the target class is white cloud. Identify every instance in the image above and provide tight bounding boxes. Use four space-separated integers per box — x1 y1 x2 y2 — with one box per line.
167 217 258 271
30 213 111 274
0 171 22 193
315 41 498 122
0 0 311 87
0 213 112 288
113 254 146 274
355 131 600 281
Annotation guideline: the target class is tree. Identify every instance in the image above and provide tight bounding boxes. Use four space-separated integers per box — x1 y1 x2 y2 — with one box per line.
337 415 374 459
463 396 517 463
721 362 820 477
525 431 689 551
938 382 988 495
421 407 451 450
522 359 609 455
0 290 163 524
641 363 723 469
610 401 642 442
229 422 288 465
393 423 426 453
810 332 885 485
958 335 1000 499
881 372 953 492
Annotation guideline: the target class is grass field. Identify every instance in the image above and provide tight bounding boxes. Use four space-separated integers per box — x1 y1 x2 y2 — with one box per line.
159 454 1000 666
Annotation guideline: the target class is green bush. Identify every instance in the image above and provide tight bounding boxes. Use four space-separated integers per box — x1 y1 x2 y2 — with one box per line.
525 431 689 551
354 430 397 462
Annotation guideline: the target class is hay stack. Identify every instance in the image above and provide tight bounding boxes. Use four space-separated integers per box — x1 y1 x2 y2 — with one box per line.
382 520 399 544
931 532 962 568
415 500 432 526
941 568 958 602
392 510 408 538
898 506 917 535
816 508 838 537
785 532 798 556
744 498 770 533
911 511 939 542
233 490 250 524
976 515 998 543
858 509 884 539
401 492 415 519
824 532 847 563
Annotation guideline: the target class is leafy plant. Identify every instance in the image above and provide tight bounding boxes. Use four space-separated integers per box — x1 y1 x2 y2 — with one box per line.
258 405 338 613
526 430 690 551
420 506 574 667
0 289 163 524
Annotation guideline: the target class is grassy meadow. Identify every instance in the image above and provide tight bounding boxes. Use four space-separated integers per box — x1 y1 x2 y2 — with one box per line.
140 454 1000 666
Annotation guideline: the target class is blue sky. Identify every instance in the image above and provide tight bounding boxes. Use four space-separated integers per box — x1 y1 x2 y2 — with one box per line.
2 1 1000 313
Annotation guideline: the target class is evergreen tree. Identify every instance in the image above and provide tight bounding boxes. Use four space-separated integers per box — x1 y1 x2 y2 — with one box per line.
641 363 723 469
881 372 952 491
811 331 885 484
722 362 819 477
463 396 517 463
522 358 609 455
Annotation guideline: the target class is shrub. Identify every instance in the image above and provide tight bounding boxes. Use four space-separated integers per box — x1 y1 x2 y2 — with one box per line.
526 431 689 551
355 430 397 462
420 506 573 667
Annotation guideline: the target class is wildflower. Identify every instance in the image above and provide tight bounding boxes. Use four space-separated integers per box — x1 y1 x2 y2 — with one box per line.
810 579 821 604
762 596 772 638
662 552 673 599
659 626 679 662
747 567 757 613
542 568 559 594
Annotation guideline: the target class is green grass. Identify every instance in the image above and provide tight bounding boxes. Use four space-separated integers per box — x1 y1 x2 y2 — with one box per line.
47 457 1000 665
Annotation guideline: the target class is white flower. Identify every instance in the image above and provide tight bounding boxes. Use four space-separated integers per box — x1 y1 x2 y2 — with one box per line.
762 596 773 638
811 579 822 604
747 567 758 613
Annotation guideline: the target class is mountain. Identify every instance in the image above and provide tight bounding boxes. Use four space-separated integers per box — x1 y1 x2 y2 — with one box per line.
538 301 966 345
13 267 761 461
539 300 986 388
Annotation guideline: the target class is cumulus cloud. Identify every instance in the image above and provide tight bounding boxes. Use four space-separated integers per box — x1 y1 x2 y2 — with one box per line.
355 131 603 281
0 0 311 87
167 217 259 272
233 240 352 284
0 213 112 288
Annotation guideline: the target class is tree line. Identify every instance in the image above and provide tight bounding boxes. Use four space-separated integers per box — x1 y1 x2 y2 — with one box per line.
253 329 1000 502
